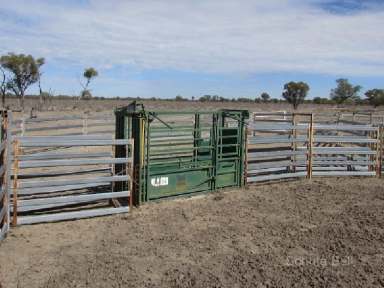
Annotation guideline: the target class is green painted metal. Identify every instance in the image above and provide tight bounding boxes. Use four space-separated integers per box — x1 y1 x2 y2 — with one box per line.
115 102 248 204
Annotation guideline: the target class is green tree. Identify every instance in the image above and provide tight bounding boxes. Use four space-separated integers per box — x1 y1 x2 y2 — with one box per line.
260 92 270 103
0 53 45 110
37 72 51 110
81 67 98 100
330 79 361 104
199 95 211 102
0 67 7 107
313 97 322 104
313 97 331 104
365 89 384 107
212 95 219 101
282 81 310 110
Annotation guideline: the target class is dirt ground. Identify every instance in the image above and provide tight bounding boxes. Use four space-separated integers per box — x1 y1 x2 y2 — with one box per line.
6 96 382 115
0 177 383 288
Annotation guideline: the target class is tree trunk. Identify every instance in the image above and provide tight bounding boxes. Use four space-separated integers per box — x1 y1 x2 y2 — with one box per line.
20 91 25 111
0 69 6 108
1 92 4 108
38 93 43 111
38 78 43 111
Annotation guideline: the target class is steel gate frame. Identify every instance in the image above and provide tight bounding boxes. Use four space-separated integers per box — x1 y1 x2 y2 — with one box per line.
115 103 248 204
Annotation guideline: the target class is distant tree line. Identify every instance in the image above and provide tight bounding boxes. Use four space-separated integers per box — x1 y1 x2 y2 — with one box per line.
174 79 384 110
1 52 384 111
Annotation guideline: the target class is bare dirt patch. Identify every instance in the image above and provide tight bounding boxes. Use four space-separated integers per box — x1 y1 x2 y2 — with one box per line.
0 177 384 288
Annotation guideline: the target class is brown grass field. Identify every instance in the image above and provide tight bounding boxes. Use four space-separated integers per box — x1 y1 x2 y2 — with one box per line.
0 99 383 288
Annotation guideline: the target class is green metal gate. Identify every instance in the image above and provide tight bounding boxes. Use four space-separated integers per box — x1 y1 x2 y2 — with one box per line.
115 102 248 204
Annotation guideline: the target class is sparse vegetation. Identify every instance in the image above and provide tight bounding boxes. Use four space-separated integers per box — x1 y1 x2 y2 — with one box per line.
175 95 188 101
80 67 98 100
282 81 310 110
330 78 362 105
0 52 378 111
365 89 384 107
313 97 333 105
261 92 270 103
0 53 45 110
0 67 6 107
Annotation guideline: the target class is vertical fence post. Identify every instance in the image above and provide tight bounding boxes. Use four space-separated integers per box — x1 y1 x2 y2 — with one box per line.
128 139 134 209
6 112 12 231
2 112 9 232
12 140 19 226
307 114 314 179
20 117 25 136
82 114 88 135
244 126 249 187
0 111 8 237
378 127 383 177
252 113 256 137
368 127 374 173
291 114 297 173
111 135 115 193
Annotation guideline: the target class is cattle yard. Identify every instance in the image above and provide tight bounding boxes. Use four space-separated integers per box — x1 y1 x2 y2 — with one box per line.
0 104 383 287
1 105 384 239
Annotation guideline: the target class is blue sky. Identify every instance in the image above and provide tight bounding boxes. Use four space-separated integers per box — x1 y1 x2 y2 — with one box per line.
0 0 384 99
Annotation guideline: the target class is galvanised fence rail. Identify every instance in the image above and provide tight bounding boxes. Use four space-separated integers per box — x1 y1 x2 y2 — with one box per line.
12 113 114 137
310 123 379 177
247 112 381 183
11 135 133 225
1 107 384 242
338 112 384 175
247 112 312 182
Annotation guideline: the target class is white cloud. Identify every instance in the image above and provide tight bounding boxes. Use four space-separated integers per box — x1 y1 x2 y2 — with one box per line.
0 0 384 76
